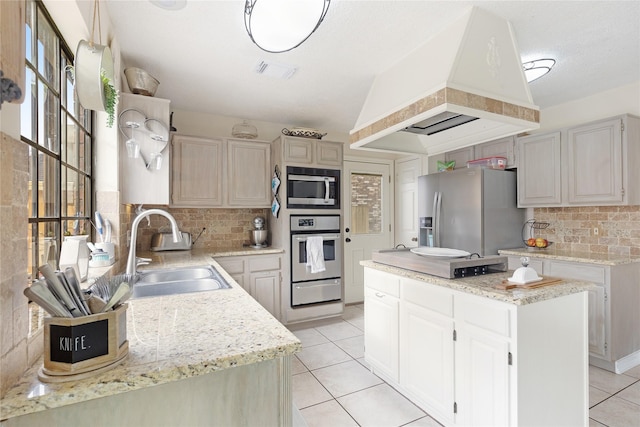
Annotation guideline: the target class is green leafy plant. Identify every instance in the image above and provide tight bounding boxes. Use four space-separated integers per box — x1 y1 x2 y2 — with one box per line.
101 68 119 128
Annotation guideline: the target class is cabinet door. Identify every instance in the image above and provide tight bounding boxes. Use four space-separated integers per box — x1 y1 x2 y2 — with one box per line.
517 132 562 207
444 146 475 169
567 118 623 204
250 271 280 319
171 135 224 207
283 138 313 164
227 139 271 207
364 287 399 382
400 300 454 425
215 257 248 291
587 284 607 358
455 295 511 426
476 136 515 168
316 141 343 166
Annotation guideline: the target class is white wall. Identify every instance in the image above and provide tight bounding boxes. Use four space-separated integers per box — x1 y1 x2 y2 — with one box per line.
538 81 640 132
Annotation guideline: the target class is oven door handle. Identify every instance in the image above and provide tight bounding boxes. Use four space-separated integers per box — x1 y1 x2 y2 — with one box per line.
294 282 339 290
294 234 341 242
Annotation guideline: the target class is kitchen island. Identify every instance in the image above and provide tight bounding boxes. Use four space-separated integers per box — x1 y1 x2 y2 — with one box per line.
362 260 592 426
0 253 300 426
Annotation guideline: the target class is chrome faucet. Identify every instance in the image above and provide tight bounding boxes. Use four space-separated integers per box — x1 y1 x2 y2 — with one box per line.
126 208 182 275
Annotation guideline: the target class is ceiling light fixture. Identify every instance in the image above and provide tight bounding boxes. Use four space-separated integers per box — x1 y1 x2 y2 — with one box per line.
523 58 556 83
149 0 186 11
244 0 331 53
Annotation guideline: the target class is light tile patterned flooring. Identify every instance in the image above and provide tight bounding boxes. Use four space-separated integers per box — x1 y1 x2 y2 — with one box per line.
288 304 640 427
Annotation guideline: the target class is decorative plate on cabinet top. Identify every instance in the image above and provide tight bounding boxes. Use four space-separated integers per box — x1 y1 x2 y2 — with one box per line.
282 127 327 139
410 247 471 258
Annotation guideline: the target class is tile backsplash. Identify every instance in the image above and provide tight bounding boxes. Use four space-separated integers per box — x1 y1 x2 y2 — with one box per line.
532 206 640 256
131 207 271 252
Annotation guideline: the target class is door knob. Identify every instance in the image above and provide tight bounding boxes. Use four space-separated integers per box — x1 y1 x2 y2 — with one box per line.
345 237 351 243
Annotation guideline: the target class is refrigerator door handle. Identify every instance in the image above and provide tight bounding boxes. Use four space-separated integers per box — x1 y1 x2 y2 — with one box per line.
434 191 442 247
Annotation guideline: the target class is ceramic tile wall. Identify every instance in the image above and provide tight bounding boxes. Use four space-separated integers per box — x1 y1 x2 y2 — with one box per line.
0 132 33 398
533 206 640 256
125 206 271 252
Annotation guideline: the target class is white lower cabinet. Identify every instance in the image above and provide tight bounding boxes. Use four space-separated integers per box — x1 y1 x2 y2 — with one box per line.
363 269 400 382
216 254 282 320
364 267 588 426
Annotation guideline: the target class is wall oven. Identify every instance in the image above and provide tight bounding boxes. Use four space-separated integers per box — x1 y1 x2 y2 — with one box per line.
290 215 342 307
287 166 340 209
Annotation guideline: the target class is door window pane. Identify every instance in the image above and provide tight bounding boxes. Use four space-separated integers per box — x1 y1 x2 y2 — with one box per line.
350 173 383 235
36 8 59 87
38 152 59 217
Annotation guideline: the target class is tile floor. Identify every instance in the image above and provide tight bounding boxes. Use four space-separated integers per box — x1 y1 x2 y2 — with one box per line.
288 304 640 427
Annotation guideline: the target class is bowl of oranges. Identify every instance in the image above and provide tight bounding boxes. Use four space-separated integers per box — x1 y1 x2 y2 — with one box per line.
525 237 552 249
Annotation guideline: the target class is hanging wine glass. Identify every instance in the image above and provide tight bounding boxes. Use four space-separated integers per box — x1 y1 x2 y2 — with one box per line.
125 121 140 158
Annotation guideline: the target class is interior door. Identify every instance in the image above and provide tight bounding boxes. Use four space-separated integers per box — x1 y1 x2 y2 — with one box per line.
343 160 392 304
395 157 421 247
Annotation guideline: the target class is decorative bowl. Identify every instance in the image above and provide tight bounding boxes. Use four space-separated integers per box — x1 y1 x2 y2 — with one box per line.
124 67 159 97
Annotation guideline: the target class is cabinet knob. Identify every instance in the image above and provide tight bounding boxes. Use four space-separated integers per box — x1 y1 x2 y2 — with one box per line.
345 237 351 243
411 237 418 242
345 227 350 233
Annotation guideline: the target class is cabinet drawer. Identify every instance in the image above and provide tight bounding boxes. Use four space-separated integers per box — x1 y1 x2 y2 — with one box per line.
546 261 605 283
216 258 245 275
402 278 453 317
456 295 512 337
249 255 281 272
364 269 400 297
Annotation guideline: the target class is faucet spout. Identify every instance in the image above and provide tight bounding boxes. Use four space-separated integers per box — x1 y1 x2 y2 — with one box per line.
126 208 182 275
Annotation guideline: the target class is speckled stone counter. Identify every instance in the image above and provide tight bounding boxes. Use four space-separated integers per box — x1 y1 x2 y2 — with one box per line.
498 247 640 265
1 257 299 422
362 260 593 306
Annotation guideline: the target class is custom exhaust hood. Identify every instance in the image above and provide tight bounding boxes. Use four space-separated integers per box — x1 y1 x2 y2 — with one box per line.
350 7 540 155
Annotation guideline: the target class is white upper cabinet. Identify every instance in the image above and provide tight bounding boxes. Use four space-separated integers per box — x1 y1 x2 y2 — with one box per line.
444 146 475 169
567 118 623 204
171 135 224 207
517 114 640 207
280 136 343 167
171 135 271 208
227 139 271 207
517 132 562 207
475 136 516 168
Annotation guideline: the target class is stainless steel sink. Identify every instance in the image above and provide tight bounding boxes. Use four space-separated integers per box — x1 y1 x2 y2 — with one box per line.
131 265 231 299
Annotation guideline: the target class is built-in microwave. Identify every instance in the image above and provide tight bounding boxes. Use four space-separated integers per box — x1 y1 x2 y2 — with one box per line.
287 166 340 209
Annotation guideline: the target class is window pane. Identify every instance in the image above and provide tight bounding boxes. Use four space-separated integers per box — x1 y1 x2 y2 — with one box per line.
36 8 59 88
83 132 92 174
38 152 59 217
27 223 36 282
37 81 60 152
25 0 35 64
38 222 59 270
28 146 37 217
64 218 89 237
63 167 77 216
350 173 383 235
21 67 36 141
64 114 79 168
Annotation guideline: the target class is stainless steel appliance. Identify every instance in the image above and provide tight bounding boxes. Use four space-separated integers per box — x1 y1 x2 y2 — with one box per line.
249 216 268 248
418 168 524 256
290 215 342 307
287 166 340 209
372 248 508 279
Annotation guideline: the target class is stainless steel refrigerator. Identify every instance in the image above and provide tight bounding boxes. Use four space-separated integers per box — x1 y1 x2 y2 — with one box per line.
418 168 524 255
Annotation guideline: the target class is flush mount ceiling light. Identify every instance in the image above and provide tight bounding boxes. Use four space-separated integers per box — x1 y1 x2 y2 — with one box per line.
149 0 186 11
523 58 556 83
244 0 331 53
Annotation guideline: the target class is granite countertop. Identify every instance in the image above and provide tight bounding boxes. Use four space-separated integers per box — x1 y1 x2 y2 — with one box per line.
498 247 640 265
1 256 299 422
362 260 594 306
136 246 284 266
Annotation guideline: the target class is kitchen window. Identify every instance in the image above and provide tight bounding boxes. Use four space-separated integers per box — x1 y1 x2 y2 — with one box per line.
21 0 93 284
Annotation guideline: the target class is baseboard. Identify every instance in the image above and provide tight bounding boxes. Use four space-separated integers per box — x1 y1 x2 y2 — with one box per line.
590 349 640 374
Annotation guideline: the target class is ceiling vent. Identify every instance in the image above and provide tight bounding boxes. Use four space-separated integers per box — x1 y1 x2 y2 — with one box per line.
255 60 297 79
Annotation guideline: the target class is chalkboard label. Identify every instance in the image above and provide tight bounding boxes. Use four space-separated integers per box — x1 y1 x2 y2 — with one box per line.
49 319 109 363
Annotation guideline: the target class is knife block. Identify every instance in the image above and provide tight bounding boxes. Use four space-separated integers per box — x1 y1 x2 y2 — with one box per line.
41 304 128 380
